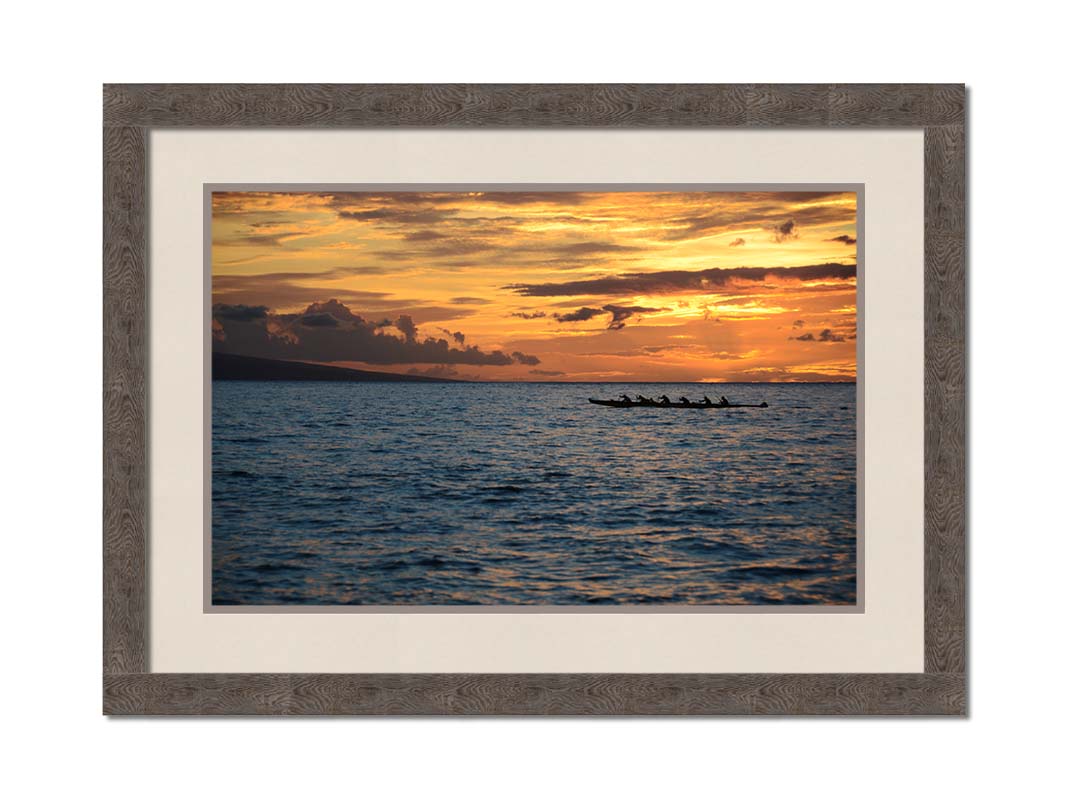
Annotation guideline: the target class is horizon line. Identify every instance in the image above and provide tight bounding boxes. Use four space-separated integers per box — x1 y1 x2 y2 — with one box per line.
212 378 856 384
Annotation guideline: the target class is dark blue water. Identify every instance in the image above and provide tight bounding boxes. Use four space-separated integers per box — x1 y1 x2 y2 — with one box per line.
212 382 856 606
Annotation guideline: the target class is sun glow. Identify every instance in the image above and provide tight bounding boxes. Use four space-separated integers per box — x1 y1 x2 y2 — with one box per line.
212 190 858 382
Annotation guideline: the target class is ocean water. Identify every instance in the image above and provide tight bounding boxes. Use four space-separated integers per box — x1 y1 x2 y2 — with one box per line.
212 381 857 606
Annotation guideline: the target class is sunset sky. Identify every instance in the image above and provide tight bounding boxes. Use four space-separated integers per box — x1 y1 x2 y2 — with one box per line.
211 190 857 382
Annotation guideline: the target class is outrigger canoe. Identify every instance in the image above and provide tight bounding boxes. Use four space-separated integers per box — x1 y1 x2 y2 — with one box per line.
588 398 768 409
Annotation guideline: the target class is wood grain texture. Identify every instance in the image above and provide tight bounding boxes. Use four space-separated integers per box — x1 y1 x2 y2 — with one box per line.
103 84 749 128
104 673 965 716
101 83 967 714
103 84 963 129
924 124 967 674
830 84 965 127
103 125 147 675
746 84 830 126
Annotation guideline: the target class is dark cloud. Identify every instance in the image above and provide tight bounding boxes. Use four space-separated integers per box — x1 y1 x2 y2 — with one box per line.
204 269 463 316
507 263 856 297
337 208 399 221
509 311 547 319
772 220 798 243
338 266 393 276
603 304 662 330
729 238 745 247
510 351 541 366
213 299 536 367
440 328 466 345
394 315 418 342
818 328 847 342
832 319 859 341
375 237 647 265
828 234 857 245
553 307 608 323
403 230 447 241
449 296 491 305
212 304 269 322
529 369 565 377
338 207 457 225
660 195 854 241
303 299 360 322
550 304 660 330
299 313 340 328
793 319 805 328
790 327 847 343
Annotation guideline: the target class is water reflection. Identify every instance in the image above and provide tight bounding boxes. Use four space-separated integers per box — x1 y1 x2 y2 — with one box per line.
212 382 857 605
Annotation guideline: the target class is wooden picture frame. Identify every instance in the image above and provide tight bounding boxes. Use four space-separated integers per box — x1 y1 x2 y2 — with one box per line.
103 84 965 715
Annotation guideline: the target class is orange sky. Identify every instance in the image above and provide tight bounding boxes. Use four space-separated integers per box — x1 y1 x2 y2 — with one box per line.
211 190 857 381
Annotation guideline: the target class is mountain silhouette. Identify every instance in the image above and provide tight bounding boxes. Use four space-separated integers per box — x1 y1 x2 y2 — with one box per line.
212 352 460 382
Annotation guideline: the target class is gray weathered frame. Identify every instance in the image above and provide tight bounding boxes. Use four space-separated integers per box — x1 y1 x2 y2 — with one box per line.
103 84 965 715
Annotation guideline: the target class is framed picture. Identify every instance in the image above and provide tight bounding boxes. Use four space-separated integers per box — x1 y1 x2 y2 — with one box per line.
103 84 965 714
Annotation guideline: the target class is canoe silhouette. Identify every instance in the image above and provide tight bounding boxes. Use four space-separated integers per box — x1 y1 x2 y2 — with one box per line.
588 398 768 409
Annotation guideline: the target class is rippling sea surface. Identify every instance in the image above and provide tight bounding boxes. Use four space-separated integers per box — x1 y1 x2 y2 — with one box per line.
212 381 856 606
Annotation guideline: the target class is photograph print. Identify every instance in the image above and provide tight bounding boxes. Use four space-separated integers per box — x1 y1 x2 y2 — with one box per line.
210 187 859 607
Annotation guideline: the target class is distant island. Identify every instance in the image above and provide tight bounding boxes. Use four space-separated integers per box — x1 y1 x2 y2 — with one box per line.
212 352 459 383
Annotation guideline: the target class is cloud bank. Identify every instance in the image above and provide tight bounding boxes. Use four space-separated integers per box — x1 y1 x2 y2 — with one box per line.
213 299 539 367
506 263 856 297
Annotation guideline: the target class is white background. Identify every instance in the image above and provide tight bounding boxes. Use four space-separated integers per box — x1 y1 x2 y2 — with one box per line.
3 1 1064 798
